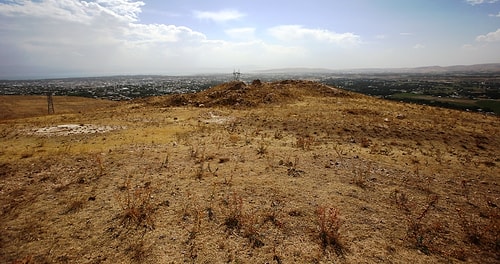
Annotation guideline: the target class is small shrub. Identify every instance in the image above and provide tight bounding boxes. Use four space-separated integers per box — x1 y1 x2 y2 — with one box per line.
274 129 284 140
280 156 304 177
189 143 206 163
369 143 392 155
316 205 345 255
360 137 371 148
186 207 202 243
456 207 481 245
264 199 284 228
63 199 85 214
242 211 265 248
95 154 105 176
228 134 240 144
351 167 368 189
159 154 169 170
223 192 243 232
222 192 264 247
257 141 268 156
11 255 33 264
287 166 304 177
391 189 439 254
295 135 314 150
126 241 149 263
332 143 345 159
115 178 156 230
194 162 205 180
456 199 500 250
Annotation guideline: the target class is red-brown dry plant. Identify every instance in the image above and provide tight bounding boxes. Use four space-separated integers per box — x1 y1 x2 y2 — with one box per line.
317 205 345 255
391 189 439 254
116 179 155 230
224 192 244 232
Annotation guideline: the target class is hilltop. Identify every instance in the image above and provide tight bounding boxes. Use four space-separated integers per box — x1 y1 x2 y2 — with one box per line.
144 80 352 108
0 80 499 263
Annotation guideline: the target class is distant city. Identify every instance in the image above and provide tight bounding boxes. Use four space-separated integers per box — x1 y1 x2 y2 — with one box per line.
1 69 499 114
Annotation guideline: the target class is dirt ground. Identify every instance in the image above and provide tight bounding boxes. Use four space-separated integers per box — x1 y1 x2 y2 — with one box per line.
0 80 499 263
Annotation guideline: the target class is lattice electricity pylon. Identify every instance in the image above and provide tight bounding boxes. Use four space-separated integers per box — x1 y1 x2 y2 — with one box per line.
233 69 241 81
47 93 55 114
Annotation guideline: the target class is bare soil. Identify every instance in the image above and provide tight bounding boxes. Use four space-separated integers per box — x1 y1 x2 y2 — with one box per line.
0 80 499 263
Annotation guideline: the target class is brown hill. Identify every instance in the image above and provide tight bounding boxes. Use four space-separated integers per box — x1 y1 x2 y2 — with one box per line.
0 80 499 263
145 79 352 107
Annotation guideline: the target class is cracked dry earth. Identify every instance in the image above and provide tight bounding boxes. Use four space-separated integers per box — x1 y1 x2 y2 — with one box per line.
0 81 499 263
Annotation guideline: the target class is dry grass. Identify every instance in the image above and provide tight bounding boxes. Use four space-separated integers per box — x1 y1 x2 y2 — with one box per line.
317 206 345 255
115 177 156 231
0 95 118 120
0 81 499 263
391 190 440 254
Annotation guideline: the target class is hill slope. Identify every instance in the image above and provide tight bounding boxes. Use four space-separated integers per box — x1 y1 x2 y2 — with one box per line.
0 95 118 120
144 79 352 108
0 80 499 263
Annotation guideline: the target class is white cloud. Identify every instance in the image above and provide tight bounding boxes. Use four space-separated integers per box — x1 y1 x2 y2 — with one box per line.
413 44 425 49
466 0 499 5
489 12 500 17
476 28 500 42
4 1 494 78
126 24 206 44
0 0 209 75
0 0 144 23
92 0 145 21
193 9 245 23
0 0 313 77
195 40 307 68
224 27 256 41
0 0 89 23
399 32 413 36
268 25 361 46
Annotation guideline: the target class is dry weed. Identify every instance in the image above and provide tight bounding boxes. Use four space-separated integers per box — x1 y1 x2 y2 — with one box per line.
295 135 315 150
11 255 33 264
391 189 439 254
256 140 268 156
115 178 156 231
456 198 500 251
62 199 85 214
279 156 304 177
223 192 244 232
351 166 369 189
316 205 345 255
126 240 150 263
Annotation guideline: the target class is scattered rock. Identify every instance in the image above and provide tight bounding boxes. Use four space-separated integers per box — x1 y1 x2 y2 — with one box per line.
27 124 124 136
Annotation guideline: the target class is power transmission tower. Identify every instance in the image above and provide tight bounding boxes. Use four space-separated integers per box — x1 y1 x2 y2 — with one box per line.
233 69 241 81
47 93 55 114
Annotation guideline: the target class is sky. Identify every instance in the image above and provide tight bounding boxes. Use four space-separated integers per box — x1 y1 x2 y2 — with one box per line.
0 0 499 78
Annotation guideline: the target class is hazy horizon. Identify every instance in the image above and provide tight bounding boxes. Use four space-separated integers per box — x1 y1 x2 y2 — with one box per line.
1 0 499 79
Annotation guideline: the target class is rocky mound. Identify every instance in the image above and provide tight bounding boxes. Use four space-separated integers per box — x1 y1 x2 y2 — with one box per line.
148 80 353 107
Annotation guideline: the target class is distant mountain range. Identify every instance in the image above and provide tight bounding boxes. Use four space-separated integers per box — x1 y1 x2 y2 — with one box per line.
407 63 500 73
253 63 500 74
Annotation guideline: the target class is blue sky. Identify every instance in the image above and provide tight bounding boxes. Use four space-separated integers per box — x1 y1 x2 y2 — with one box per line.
0 0 499 78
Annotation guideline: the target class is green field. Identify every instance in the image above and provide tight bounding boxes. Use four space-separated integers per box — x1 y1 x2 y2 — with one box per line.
388 93 500 115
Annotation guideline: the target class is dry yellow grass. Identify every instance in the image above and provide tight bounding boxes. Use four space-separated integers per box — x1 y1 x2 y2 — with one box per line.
0 81 499 263
0 95 118 120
